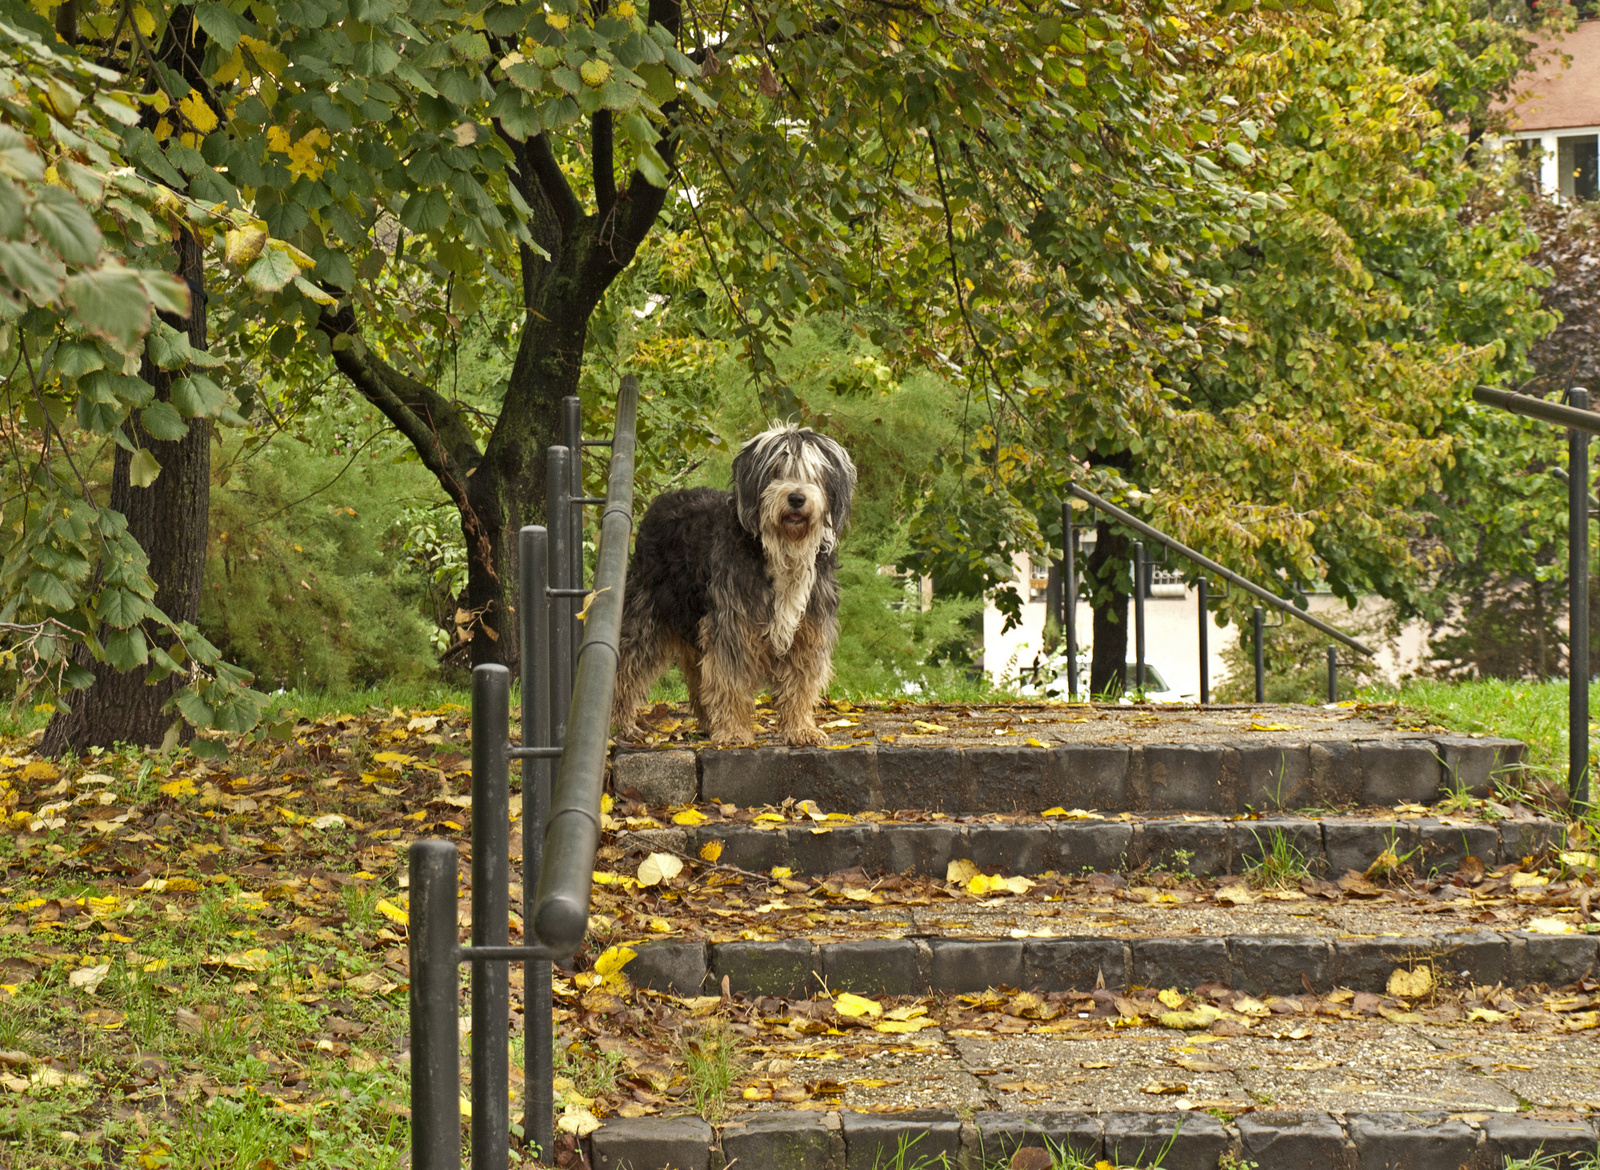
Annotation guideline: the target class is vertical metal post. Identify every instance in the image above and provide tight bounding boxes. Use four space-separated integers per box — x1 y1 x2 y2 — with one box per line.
1327 646 1338 704
1253 605 1265 704
1572 387 1590 810
518 528 554 1163
1133 541 1146 692
1197 578 1209 706
471 665 511 1170
547 446 572 744
563 397 584 656
409 840 462 1170
1063 502 1079 700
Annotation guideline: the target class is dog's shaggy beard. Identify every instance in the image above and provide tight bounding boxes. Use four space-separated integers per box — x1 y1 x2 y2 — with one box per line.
759 478 829 655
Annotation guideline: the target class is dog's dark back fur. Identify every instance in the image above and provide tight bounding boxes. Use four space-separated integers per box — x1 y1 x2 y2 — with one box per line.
628 486 839 645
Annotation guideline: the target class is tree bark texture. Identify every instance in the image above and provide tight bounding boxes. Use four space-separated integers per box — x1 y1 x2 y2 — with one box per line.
321 0 680 671
1087 517 1131 697
43 231 211 754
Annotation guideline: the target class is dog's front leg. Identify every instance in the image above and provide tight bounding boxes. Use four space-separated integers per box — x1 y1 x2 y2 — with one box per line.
698 616 759 745
772 618 832 746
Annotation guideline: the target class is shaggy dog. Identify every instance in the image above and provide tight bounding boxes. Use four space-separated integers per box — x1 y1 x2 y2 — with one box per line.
612 424 856 746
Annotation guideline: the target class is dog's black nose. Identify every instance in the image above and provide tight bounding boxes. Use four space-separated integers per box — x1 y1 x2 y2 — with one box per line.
787 492 806 509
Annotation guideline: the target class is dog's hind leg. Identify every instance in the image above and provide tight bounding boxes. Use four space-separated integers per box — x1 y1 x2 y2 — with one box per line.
672 639 709 728
698 614 760 745
772 616 833 746
611 606 672 740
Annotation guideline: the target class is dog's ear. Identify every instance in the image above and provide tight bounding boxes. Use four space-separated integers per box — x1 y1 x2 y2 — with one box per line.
813 435 857 532
731 433 767 536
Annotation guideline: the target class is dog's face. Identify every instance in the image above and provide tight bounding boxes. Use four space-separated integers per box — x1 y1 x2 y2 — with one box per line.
732 425 856 549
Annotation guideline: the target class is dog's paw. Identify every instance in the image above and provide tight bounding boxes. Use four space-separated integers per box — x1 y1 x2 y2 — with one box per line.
781 724 828 747
710 725 757 746
614 722 644 742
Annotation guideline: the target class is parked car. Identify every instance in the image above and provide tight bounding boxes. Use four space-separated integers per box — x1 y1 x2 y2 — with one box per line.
1015 651 1184 703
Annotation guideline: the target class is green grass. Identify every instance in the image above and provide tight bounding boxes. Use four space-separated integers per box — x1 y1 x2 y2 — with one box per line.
1361 678 1594 802
681 1020 741 1124
1245 827 1312 889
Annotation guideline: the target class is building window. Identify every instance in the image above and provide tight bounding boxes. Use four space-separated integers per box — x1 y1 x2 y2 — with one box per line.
1558 134 1599 201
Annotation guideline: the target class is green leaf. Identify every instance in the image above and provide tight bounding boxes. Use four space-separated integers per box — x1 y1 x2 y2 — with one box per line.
140 400 189 440
0 128 43 183
147 323 194 370
194 1 244 52
104 626 149 671
400 189 450 232
633 144 670 188
142 273 191 317
1224 141 1253 167
0 239 65 304
53 341 105 377
0 176 25 237
173 686 213 727
30 187 102 266
26 569 74 611
190 736 230 760
98 588 148 628
636 63 674 106
244 248 298 292
64 265 152 352
129 447 161 488
169 374 226 418
355 42 401 74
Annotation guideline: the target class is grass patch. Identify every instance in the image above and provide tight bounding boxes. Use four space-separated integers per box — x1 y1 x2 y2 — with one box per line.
1245 828 1311 889
681 1021 741 1124
1362 678 1592 793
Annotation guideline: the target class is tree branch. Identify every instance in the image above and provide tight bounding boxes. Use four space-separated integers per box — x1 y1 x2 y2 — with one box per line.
316 305 482 510
528 131 584 234
593 109 617 220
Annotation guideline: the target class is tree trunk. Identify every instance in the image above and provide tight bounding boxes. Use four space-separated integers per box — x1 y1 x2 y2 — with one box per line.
1087 518 1131 697
43 232 210 754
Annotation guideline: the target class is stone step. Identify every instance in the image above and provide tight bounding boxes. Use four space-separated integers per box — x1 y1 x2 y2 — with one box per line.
589 1110 1600 1170
621 930 1600 999
627 813 1565 881
611 726 1526 816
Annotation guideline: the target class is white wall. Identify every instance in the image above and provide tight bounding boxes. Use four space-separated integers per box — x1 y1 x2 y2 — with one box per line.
981 555 1429 697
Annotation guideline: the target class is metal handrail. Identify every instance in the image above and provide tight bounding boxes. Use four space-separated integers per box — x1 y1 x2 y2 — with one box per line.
1473 385 1600 436
1470 383 1590 810
533 377 638 951
409 376 640 1170
1065 483 1377 658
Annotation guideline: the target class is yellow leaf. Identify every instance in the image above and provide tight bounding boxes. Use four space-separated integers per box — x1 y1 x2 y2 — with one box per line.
178 91 218 133
833 993 882 1018
579 59 612 86
699 841 723 862
1025 738 1047 748
646 917 672 933
946 858 981 884
873 1018 940 1033
225 223 268 266
557 1105 599 1137
769 866 793 879
1527 916 1576 935
1000 876 1035 894
1158 1005 1223 1030
592 945 637 989
1560 851 1599 870
967 873 992 896
158 777 197 798
20 761 58 783
601 793 614 813
132 6 156 36
1386 967 1433 998
818 718 857 729
911 721 948 734
1467 1007 1509 1023
1232 995 1270 1017
1157 988 1184 1009
672 809 707 826
376 899 409 926
636 853 683 887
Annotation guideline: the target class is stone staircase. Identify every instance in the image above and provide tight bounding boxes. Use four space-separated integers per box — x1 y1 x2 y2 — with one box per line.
565 708 1597 1170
